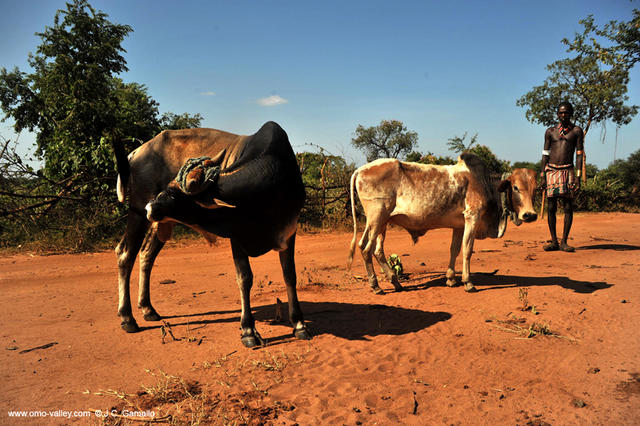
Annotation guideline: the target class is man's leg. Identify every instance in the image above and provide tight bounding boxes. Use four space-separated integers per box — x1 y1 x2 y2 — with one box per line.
560 197 575 252
544 197 559 251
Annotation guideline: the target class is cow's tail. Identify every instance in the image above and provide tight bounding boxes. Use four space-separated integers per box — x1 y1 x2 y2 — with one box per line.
112 139 130 203
347 168 359 269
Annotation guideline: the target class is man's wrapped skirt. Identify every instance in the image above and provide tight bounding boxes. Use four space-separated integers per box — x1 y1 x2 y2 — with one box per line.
545 163 575 198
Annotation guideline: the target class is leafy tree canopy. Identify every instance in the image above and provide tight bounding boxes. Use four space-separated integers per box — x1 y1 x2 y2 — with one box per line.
0 0 202 196
565 11 640 70
405 151 455 165
159 112 203 131
351 119 418 162
517 13 638 135
447 132 478 154
467 145 510 175
445 132 509 174
0 0 133 183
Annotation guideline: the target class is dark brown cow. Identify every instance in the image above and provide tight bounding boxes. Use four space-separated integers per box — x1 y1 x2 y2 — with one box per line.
348 153 537 293
113 121 309 347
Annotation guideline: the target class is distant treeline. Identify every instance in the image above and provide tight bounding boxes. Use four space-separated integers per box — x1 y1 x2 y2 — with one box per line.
1 139 639 252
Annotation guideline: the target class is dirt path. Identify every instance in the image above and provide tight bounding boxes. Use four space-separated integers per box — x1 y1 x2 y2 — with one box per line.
1 212 639 424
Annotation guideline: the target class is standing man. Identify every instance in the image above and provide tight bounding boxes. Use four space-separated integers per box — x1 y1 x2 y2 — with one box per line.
541 101 584 252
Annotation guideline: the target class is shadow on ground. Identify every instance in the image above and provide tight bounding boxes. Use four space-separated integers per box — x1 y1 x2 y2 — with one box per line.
400 272 611 294
578 244 640 251
138 301 451 346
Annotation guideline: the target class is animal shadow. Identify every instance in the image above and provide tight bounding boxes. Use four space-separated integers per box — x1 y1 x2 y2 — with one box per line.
253 301 451 342
578 244 640 251
466 273 611 294
137 302 450 346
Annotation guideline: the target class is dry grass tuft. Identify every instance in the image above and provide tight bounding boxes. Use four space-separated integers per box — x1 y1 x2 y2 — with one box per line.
486 314 576 341
93 350 308 425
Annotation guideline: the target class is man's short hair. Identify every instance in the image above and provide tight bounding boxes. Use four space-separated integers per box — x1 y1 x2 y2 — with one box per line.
558 101 574 115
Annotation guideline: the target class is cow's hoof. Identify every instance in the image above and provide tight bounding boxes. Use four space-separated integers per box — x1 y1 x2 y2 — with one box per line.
372 286 385 295
241 331 264 348
121 320 140 333
446 279 458 287
143 310 162 322
294 327 312 340
463 283 477 293
391 278 404 292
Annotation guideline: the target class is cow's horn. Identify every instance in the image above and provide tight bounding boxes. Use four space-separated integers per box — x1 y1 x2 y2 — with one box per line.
195 198 236 209
213 198 235 208
210 149 226 165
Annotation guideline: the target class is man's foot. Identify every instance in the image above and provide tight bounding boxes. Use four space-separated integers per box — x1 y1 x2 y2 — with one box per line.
560 243 575 252
543 242 559 251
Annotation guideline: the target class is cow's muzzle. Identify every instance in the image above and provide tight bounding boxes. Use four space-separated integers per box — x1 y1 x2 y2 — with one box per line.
145 201 165 223
521 211 537 223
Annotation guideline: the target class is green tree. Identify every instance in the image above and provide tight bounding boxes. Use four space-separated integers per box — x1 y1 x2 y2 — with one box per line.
159 112 203 131
446 132 478 153
351 119 418 162
512 160 539 172
0 0 204 249
576 150 640 212
0 0 135 188
405 151 455 165
446 132 508 174
467 145 510 175
296 151 355 227
566 11 640 70
517 14 638 181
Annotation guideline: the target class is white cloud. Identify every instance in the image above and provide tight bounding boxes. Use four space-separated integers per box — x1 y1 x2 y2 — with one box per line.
200 91 216 96
257 95 288 107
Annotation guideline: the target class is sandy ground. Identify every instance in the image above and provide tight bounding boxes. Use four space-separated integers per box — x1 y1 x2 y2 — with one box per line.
1 212 639 425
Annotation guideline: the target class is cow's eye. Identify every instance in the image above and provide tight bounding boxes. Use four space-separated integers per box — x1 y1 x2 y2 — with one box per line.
513 185 520 192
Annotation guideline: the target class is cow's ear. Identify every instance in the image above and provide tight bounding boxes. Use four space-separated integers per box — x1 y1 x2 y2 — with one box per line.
154 222 174 242
498 180 511 193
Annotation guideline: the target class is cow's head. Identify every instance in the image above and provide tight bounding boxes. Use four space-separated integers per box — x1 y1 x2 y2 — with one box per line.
145 152 236 242
146 181 235 223
497 168 538 228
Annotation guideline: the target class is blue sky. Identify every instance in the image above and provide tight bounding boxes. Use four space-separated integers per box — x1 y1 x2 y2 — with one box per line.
1 0 638 169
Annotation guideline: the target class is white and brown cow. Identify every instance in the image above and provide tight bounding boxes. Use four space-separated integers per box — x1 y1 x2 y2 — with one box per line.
348 153 537 293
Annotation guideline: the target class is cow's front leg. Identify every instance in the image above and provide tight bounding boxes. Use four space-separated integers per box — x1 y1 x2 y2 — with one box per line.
279 233 311 341
137 227 166 321
446 228 463 287
231 241 263 348
116 212 150 332
461 221 477 292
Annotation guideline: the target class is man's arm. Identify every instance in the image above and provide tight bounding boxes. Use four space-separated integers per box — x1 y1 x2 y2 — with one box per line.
575 127 585 183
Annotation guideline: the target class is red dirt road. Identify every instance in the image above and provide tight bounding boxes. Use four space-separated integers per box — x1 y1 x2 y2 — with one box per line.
1 212 639 424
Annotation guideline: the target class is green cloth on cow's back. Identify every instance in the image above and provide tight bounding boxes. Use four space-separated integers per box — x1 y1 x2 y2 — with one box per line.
175 156 221 194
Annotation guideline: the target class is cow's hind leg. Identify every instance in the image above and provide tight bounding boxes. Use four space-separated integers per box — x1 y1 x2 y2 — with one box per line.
231 240 263 348
359 224 384 294
446 228 463 287
115 212 150 332
279 233 311 341
373 229 403 291
137 227 166 321
461 220 477 292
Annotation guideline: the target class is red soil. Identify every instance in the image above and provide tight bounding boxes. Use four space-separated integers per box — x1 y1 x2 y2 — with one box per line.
1 212 639 424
